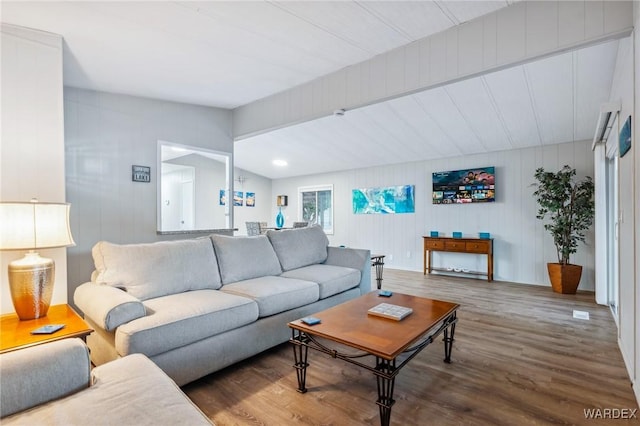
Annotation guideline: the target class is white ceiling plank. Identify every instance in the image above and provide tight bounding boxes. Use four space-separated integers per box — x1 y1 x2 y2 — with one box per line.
357 1 453 40
443 78 512 152
439 1 509 25
273 1 412 55
383 97 455 159
413 88 486 157
482 66 541 148
574 40 619 140
524 52 574 145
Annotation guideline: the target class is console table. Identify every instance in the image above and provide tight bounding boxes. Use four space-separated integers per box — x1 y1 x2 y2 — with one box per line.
423 236 493 282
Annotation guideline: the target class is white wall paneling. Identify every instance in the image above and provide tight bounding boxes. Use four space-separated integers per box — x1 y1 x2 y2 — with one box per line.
605 30 635 396
64 88 233 309
1 24 67 314
272 140 595 290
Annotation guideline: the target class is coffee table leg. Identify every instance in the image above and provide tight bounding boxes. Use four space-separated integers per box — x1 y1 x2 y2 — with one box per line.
375 357 396 426
373 257 384 289
291 330 309 393
443 314 457 363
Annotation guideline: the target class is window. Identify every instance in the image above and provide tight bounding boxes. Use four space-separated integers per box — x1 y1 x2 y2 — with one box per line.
299 184 333 234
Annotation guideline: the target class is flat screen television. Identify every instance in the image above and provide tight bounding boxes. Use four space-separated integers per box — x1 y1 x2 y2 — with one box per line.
432 166 495 204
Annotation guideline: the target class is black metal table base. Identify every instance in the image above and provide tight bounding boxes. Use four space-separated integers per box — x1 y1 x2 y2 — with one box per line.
371 255 385 289
290 311 457 426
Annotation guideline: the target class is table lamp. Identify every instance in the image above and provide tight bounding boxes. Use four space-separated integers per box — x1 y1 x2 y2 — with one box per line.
0 200 75 320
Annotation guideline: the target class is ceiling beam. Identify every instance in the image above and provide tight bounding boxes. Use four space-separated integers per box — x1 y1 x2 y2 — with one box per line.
233 0 633 141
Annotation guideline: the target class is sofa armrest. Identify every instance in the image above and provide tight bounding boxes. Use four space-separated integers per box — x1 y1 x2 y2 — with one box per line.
324 246 372 295
0 338 90 418
74 282 146 331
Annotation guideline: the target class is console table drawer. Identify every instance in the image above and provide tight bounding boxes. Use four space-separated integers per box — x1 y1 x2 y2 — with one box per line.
444 241 465 251
425 240 445 250
466 241 490 253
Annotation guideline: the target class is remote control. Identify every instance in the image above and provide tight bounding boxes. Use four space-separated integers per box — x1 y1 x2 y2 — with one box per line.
301 316 321 325
31 324 65 335
378 290 393 297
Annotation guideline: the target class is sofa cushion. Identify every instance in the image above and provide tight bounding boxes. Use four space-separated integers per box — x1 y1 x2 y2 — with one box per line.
280 264 361 299
115 290 258 357
266 225 329 271
220 276 319 317
210 234 282 284
2 353 212 426
92 238 221 301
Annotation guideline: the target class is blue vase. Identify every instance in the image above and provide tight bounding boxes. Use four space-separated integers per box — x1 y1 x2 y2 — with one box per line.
276 207 284 228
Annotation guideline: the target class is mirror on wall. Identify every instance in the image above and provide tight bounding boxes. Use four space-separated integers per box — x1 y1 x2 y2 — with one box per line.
157 141 232 233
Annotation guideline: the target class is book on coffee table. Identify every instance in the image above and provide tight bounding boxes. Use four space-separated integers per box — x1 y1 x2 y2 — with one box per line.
367 303 413 321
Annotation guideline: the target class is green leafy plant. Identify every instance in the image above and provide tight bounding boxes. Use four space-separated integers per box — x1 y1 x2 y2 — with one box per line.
533 165 595 265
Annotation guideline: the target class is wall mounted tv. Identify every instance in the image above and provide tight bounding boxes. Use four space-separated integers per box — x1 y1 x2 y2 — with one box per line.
432 166 495 204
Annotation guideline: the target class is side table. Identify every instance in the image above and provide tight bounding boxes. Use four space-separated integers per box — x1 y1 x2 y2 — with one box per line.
1 304 93 353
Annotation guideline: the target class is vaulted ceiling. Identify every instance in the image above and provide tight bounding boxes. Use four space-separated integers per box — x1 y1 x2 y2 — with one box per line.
236 38 621 178
1 1 623 179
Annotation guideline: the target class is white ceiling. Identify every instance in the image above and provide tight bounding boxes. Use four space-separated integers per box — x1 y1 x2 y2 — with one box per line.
1 1 621 180
237 39 621 178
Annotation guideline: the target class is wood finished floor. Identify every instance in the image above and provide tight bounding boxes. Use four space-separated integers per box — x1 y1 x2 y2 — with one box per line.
183 270 639 425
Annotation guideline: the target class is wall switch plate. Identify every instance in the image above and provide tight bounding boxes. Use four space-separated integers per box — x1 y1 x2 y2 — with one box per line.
573 310 589 320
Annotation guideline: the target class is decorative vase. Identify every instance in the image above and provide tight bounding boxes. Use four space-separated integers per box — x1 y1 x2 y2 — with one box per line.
547 263 582 294
276 207 284 228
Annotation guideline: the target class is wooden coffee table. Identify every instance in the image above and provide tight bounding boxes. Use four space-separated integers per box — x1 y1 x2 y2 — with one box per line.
288 292 459 426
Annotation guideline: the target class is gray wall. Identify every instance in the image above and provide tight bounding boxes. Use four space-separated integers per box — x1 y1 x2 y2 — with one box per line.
272 139 595 290
64 87 232 306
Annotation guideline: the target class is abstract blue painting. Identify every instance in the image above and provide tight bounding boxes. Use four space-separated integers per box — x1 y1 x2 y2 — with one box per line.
352 185 415 214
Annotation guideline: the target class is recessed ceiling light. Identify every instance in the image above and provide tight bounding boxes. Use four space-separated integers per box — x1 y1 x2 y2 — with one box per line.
273 159 288 167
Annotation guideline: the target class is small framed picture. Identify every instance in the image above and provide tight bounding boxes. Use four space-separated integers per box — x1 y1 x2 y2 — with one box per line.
132 165 150 182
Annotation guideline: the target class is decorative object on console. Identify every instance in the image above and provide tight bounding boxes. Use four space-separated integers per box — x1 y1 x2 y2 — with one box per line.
430 231 439 237
478 232 491 239
452 232 462 238
0 200 75 320
532 165 594 294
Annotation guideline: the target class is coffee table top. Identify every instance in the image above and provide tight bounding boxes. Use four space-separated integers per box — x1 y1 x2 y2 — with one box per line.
289 292 459 360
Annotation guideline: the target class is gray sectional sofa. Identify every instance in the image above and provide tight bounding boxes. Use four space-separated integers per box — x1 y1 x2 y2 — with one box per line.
0 338 212 425
74 225 371 386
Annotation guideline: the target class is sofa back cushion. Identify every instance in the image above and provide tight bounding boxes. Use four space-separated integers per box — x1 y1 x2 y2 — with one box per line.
210 235 282 284
92 238 222 300
266 224 329 271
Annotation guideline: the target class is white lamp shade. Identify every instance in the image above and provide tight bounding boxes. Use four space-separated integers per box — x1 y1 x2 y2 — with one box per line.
0 202 75 250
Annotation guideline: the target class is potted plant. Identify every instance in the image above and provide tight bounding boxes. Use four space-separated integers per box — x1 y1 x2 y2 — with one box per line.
532 165 595 294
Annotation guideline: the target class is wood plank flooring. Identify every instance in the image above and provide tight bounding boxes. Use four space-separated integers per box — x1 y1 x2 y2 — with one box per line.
183 270 639 425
